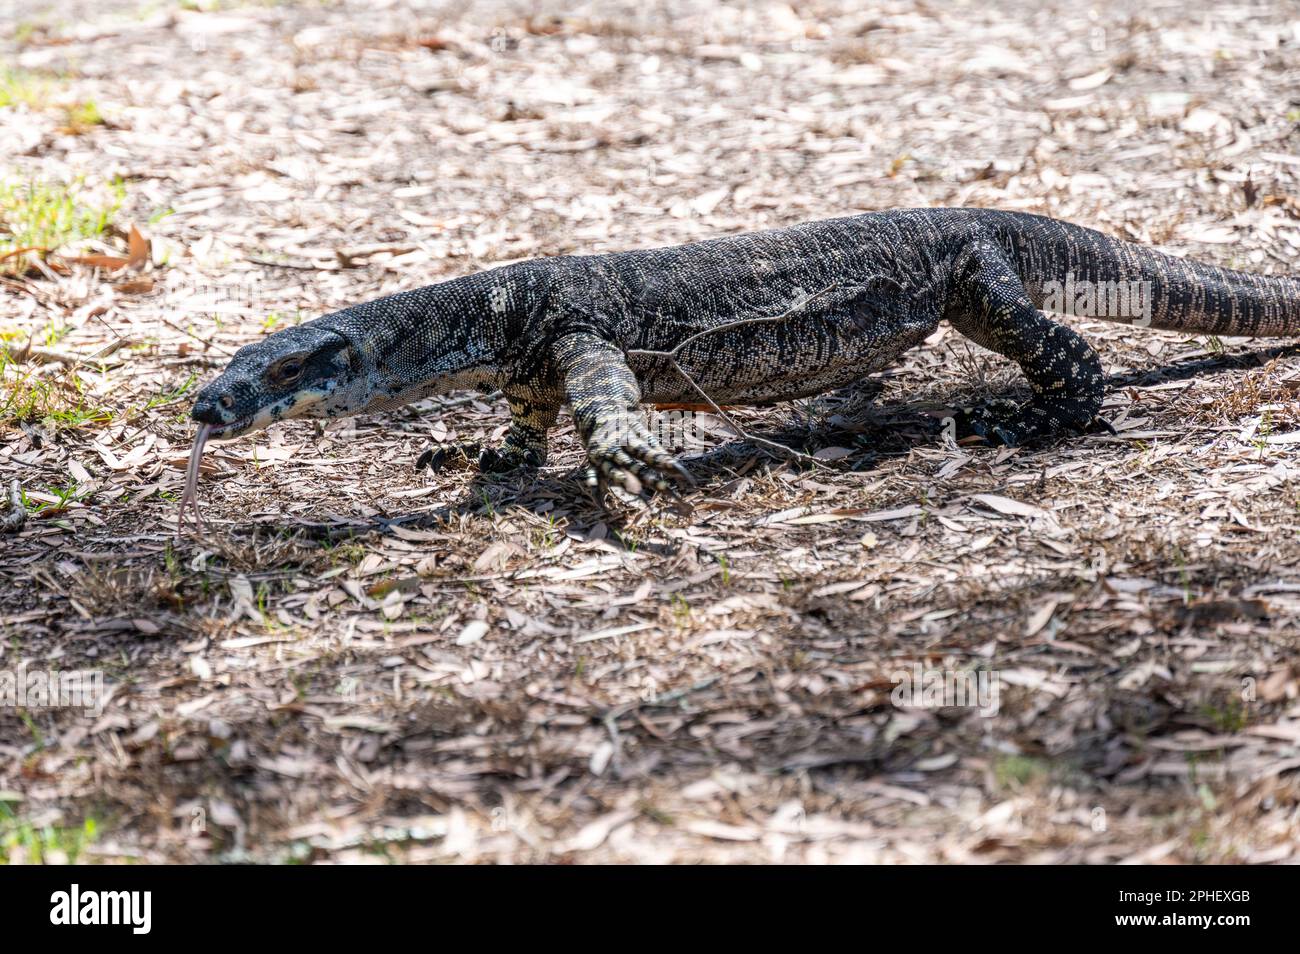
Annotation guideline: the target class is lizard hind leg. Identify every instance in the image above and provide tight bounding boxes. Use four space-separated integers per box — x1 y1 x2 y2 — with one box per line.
417 397 557 474
947 239 1106 446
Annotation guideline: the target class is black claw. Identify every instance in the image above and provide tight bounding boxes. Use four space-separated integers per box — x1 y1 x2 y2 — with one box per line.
990 426 1019 447
669 460 696 488
416 447 448 471
419 443 491 473
583 466 607 501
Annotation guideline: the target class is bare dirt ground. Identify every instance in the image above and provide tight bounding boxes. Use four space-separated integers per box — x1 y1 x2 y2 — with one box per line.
2 0 1300 863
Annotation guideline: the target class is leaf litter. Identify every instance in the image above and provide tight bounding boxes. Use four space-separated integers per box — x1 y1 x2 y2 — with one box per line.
0 0 1299 863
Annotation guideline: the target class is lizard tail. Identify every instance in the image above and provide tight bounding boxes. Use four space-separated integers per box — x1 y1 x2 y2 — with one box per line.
973 209 1300 337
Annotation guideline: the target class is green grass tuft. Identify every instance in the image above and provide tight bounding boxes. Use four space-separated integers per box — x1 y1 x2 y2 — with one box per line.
61 99 105 132
0 340 116 431
0 800 100 864
1 68 107 133
0 175 125 273
0 69 52 109
993 754 1053 788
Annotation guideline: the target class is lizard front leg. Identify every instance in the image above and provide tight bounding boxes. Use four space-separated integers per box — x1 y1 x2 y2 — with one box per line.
483 396 558 471
417 396 558 474
555 332 691 496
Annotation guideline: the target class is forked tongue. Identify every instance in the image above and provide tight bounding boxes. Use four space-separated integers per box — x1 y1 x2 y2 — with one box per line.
176 423 212 536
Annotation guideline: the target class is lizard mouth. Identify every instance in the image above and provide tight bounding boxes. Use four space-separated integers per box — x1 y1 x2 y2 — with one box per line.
207 414 255 440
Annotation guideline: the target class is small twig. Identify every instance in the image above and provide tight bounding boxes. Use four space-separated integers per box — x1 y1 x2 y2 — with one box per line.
626 281 900 469
247 256 331 271
601 676 722 725
153 314 238 358
6 336 135 367
642 349 829 467
0 275 63 306
602 711 624 777
404 391 502 416
0 245 49 263
660 283 843 355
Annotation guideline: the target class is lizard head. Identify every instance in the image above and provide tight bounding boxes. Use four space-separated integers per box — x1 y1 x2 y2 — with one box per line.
190 323 370 440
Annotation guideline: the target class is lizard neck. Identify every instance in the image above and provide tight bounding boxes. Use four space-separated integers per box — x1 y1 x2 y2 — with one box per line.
317 262 552 410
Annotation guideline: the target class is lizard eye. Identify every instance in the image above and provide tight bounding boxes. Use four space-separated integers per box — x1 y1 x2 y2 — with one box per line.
270 357 305 386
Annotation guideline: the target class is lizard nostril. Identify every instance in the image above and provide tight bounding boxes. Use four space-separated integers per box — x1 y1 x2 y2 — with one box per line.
218 394 235 410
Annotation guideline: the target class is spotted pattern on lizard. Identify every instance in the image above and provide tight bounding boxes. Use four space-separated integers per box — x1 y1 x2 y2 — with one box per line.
190 208 1300 497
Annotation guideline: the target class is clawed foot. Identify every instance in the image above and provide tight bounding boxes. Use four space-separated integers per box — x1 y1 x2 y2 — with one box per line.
949 400 1112 448
416 442 543 474
415 442 479 472
583 418 695 500
950 404 1027 447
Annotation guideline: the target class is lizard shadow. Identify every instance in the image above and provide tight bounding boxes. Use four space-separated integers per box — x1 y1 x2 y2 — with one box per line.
280 464 686 558
673 338 1300 473
858 340 1300 452
1101 341 1300 389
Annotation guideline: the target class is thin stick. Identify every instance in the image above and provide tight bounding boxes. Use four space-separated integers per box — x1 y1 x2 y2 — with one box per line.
625 280 899 469
635 349 829 468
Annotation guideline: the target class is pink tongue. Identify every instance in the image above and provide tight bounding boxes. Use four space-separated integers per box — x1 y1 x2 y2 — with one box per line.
177 423 212 536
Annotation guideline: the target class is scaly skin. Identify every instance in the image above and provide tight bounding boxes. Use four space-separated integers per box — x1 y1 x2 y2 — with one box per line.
191 208 1300 494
